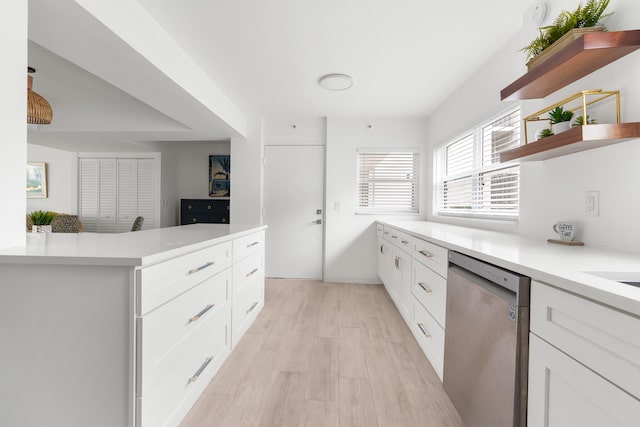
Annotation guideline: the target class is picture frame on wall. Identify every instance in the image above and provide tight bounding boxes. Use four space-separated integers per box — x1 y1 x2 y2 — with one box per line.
209 155 230 198
27 162 48 199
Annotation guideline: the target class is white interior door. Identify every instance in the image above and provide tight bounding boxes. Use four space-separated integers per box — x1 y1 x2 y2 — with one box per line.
263 145 324 279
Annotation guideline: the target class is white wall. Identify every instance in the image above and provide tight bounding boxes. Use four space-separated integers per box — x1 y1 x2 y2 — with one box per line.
231 118 263 225
426 0 640 253
27 144 78 215
0 1 27 248
325 117 429 283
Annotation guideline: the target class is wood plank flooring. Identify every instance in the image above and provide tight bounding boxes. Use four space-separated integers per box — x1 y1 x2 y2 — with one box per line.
180 279 462 427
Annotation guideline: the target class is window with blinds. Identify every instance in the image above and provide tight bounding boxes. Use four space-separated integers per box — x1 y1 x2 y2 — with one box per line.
357 149 419 214
434 108 521 219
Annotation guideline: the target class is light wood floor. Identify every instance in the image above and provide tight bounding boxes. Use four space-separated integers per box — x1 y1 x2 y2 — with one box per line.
180 279 462 427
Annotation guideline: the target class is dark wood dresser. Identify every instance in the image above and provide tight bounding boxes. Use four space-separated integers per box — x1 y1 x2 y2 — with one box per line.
180 199 230 225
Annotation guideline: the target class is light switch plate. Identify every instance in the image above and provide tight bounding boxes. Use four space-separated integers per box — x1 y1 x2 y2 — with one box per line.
585 191 599 217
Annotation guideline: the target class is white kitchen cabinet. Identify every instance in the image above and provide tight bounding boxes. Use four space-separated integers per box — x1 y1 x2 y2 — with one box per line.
528 281 640 426
382 226 412 320
528 334 640 427
0 225 265 427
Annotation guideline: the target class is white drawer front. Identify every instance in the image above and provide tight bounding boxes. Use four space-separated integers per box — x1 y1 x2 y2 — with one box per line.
376 223 383 237
232 279 264 345
387 228 413 253
137 268 231 395
137 241 232 315
382 225 391 240
412 237 448 278
137 305 231 427
232 250 264 299
412 261 447 328
531 281 640 398
233 230 265 263
411 295 445 381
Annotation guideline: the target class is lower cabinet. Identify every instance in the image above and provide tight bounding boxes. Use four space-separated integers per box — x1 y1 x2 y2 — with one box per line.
528 280 640 426
136 229 265 427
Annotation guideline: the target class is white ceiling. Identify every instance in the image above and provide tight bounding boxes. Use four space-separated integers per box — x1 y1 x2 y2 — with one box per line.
27 0 533 149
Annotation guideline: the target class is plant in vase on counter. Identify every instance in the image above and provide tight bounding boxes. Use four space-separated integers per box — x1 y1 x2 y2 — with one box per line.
28 210 57 232
549 106 574 134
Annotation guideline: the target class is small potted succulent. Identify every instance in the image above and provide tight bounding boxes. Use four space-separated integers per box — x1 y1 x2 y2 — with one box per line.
537 128 554 139
28 210 57 233
572 115 597 127
548 106 574 134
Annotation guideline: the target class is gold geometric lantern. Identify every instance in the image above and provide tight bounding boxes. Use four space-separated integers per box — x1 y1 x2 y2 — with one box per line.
27 67 53 125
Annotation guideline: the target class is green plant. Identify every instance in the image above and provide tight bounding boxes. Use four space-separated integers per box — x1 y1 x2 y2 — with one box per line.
539 128 554 138
572 115 597 126
548 106 574 124
28 210 57 225
521 0 613 61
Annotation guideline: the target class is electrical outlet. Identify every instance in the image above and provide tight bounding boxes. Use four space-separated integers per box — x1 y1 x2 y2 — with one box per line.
585 191 599 217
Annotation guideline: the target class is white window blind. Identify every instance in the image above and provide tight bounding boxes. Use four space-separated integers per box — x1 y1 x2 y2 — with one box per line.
435 109 521 219
357 149 419 214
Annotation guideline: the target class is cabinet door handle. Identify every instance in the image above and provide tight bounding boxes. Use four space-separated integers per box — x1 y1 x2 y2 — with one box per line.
246 302 258 314
418 250 433 258
246 241 259 248
418 282 432 293
187 356 214 384
417 323 431 338
246 268 259 278
188 261 215 275
188 304 215 323
380 244 385 254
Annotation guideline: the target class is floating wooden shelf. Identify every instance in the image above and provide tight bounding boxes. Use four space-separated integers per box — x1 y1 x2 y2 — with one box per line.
500 123 640 162
501 30 640 100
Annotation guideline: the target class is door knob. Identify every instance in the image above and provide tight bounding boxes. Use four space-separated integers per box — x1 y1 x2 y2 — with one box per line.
313 219 322 224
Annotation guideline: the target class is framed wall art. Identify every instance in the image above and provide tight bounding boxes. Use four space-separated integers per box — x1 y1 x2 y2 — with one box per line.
27 162 48 199
209 155 230 198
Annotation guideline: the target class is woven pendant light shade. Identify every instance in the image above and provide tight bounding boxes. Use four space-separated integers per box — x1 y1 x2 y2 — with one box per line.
27 72 53 124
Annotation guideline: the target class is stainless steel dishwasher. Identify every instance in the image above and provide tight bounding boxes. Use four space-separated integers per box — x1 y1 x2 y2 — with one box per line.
443 251 531 427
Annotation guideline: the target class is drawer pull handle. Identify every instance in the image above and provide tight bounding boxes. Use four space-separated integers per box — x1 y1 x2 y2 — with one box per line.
188 304 215 323
383 231 389 235
246 241 260 248
246 302 258 314
401 239 409 244
391 235 398 239
187 356 214 384
188 261 215 275
246 268 259 278
418 282 432 293
417 323 431 338
418 250 433 258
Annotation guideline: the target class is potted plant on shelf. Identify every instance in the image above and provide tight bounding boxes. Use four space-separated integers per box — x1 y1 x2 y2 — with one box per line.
536 128 554 140
549 106 574 134
572 115 597 127
521 0 613 68
28 210 57 233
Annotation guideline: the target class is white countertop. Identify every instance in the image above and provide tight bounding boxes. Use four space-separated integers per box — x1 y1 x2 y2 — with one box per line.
0 224 266 267
380 220 640 316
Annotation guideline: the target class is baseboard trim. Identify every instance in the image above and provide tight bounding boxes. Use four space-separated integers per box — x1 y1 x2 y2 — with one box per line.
323 276 382 285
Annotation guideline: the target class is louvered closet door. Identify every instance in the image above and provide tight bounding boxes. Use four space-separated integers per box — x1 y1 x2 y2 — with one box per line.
136 159 154 230
116 159 138 233
98 159 117 232
79 159 99 232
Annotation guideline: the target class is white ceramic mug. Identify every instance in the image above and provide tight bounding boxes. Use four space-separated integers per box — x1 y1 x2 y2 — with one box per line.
553 222 576 241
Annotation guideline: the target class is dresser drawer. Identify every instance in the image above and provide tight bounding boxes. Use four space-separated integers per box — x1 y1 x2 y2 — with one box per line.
386 228 413 253
232 230 265 263
412 261 447 328
411 295 445 381
233 250 264 298
137 241 232 315
413 238 448 278
232 279 264 346
136 304 231 427
137 268 231 394
531 281 640 398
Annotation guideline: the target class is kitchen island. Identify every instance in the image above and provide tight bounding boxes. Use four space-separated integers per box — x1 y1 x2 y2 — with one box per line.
0 224 266 427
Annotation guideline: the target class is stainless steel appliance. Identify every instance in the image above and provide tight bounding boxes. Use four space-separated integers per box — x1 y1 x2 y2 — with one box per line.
443 251 531 427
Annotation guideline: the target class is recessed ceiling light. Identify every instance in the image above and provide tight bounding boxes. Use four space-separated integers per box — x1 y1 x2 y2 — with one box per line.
319 74 354 91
